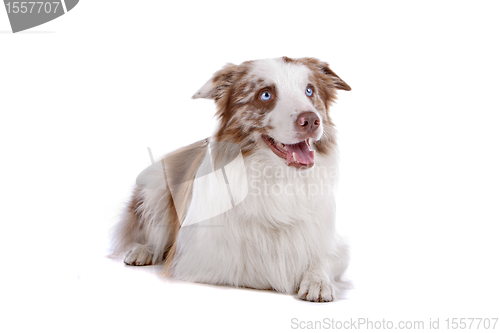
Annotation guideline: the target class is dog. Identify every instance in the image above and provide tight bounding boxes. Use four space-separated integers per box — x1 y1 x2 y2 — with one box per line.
111 57 351 302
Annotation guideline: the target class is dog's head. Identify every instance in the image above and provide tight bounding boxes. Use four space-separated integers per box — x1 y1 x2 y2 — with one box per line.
193 57 350 168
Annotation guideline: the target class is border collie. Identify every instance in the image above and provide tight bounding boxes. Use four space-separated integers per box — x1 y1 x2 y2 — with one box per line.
112 57 351 302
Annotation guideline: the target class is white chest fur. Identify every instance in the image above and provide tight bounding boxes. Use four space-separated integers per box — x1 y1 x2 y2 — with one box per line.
170 149 341 293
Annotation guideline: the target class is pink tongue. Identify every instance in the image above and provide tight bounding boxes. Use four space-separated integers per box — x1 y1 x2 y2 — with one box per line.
285 141 314 165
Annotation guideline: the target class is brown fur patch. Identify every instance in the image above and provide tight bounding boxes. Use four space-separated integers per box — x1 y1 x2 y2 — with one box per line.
163 191 180 275
161 139 209 276
293 57 351 92
209 62 278 154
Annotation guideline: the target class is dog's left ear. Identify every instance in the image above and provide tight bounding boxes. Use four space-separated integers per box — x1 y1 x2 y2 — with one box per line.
320 63 351 91
298 57 351 92
192 63 240 100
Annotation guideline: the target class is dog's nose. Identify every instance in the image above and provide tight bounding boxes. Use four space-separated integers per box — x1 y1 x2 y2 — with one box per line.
295 112 320 134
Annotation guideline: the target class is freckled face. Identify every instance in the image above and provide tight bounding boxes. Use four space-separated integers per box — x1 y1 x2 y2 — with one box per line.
200 57 345 165
249 59 326 145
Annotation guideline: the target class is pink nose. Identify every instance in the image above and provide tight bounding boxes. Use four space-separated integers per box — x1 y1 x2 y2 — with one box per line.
295 112 320 134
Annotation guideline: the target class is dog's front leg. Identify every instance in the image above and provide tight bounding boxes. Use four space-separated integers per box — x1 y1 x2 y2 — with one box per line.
298 260 336 302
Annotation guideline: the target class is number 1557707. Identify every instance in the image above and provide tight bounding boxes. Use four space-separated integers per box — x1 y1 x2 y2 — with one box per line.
5 2 61 14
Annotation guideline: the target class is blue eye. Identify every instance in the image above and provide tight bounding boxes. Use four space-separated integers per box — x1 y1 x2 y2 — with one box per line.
305 87 313 97
260 91 272 101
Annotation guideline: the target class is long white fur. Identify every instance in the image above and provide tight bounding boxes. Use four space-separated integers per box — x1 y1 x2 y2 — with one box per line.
169 146 349 297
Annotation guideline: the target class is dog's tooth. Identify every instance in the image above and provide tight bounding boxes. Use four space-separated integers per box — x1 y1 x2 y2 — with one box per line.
307 138 313 151
292 152 298 162
277 142 287 151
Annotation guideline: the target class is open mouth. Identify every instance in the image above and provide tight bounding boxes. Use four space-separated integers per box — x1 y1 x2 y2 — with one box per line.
262 134 315 168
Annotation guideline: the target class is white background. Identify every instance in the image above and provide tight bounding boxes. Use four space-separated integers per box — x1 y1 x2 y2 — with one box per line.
1 1 500 332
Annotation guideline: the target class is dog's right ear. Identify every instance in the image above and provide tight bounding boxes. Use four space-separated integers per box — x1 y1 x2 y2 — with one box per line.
192 63 240 101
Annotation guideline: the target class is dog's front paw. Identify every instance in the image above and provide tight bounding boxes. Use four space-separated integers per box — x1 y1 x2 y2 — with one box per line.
298 274 335 302
124 245 153 266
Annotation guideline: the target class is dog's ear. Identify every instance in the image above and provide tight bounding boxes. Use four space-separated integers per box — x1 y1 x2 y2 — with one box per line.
298 57 351 91
319 63 351 91
192 63 240 100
